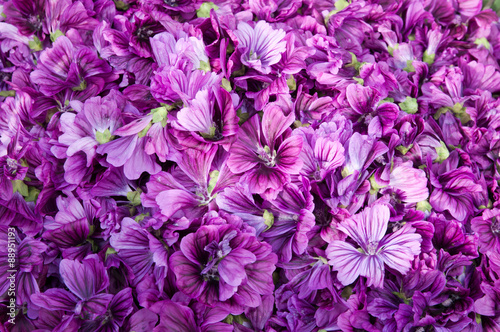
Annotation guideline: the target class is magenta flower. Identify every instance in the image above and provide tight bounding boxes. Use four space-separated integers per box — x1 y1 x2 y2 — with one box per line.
227 105 303 199
234 20 286 74
326 204 422 288
172 86 239 151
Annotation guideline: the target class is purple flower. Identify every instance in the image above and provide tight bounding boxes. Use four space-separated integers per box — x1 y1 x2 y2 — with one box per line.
151 65 220 104
56 90 124 184
429 166 483 221
109 217 168 287
45 0 98 35
260 180 315 262
169 221 277 312
249 0 302 22
80 288 134 332
471 208 500 255
387 163 429 204
293 125 345 182
234 20 286 74
151 31 210 70
431 214 477 257
96 114 161 180
0 135 29 201
461 60 500 94
149 300 233 332
345 83 399 135
172 86 239 150
30 36 117 97
326 204 422 288
227 105 303 199
142 145 238 222
3 0 46 37
0 226 46 307
31 255 112 316
42 196 92 260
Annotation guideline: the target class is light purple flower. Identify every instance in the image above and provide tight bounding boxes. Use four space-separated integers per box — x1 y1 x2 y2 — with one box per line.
326 204 422 288
234 20 286 74
471 208 500 255
172 86 239 151
388 163 429 204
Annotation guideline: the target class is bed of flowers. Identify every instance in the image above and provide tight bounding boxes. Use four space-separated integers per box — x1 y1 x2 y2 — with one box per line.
1 0 500 331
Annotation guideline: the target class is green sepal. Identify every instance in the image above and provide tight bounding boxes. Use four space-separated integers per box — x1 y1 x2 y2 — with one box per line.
134 212 150 222
392 291 410 305
105 247 117 260
293 120 310 128
388 43 399 57
127 190 142 206
197 2 218 18
435 141 449 163
236 109 249 125
396 144 413 155
474 37 490 50
150 106 168 127
263 209 274 230
399 96 419 114
353 77 364 85
29 36 43 51
318 256 328 265
433 106 449 120
200 126 217 139
287 75 296 91
138 122 152 138
221 78 232 92
12 180 29 197
324 0 349 23
451 102 471 124
25 187 40 202
95 129 113 144
341 166 353 178
369 175 387 195
72 80 87 91
423 50 435 65
0 91 15 97
199 60 211 72
207 170 219 195
50 29 64 43
404 59 415 73
416 200 432 212
114 0 129 10
341 286 353 300
231 66 246 77
380 97 394 104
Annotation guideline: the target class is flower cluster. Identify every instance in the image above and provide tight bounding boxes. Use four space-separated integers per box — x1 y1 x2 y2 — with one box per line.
0 0 500 331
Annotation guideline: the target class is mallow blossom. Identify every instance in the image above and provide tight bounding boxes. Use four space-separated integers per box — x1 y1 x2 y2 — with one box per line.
234 20 286 74
326 204 422 288
170 214 277 313
227 104 303 199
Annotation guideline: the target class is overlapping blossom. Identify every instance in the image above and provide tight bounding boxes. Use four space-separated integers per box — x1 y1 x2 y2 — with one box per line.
0 0 499 331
